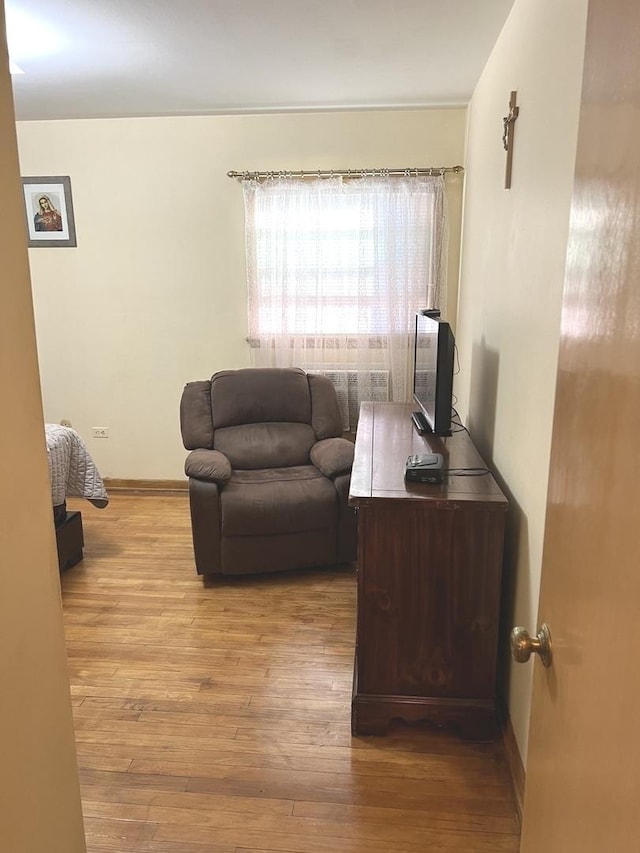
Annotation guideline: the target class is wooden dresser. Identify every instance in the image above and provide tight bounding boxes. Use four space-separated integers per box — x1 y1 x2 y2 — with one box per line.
349 402 508 740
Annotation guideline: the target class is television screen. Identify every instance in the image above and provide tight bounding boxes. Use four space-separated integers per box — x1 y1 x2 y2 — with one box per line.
412 311 454 436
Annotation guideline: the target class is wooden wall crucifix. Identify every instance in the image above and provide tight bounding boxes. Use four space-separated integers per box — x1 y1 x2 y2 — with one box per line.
502 90 520 189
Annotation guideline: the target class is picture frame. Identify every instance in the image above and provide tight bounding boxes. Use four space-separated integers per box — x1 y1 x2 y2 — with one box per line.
22 175 77 247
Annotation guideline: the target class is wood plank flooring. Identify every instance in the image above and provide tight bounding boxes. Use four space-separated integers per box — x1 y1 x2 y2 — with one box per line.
61 494 520 853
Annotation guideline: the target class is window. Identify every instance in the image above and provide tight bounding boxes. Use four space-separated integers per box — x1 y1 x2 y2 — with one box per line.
243 175 447 412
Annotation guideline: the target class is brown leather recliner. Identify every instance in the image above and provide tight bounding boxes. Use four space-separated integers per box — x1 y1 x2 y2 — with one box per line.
179 367 357 576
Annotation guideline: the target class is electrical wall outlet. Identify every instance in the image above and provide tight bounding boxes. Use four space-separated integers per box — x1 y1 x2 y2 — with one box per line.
92 427 109 439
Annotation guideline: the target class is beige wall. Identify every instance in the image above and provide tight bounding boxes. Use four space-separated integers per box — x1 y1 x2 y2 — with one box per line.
16 109 465 480
456 0 588 765
0 4 86 850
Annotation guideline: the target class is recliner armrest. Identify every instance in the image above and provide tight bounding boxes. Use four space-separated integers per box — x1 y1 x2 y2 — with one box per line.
185 449 232 485
310 438 354 479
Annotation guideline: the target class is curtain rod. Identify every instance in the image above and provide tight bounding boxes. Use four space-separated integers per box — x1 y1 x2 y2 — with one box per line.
227 166 463 181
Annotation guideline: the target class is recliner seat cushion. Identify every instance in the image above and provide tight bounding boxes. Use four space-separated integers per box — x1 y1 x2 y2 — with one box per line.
221 466 337 537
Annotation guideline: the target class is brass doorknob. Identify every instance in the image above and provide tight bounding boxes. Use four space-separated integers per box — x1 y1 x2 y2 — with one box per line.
510 623 552 667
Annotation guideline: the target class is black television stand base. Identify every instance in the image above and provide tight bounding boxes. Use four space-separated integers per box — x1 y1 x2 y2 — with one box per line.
411 411 432 435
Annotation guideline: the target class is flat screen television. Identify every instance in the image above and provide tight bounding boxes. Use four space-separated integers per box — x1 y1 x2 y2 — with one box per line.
412 310 455 437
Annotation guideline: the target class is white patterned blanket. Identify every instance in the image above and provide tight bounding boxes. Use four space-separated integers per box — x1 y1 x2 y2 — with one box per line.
45 424 109 508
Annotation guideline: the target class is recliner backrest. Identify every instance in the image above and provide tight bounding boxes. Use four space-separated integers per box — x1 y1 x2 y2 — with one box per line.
215 421 315 470
211 368 311 427
180 368 344 469
211 368 313 470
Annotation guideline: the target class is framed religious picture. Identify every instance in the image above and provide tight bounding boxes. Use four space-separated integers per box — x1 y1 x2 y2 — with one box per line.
22 175 77 247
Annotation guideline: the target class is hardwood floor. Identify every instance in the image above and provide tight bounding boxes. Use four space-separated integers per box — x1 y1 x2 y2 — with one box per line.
61 494 520 853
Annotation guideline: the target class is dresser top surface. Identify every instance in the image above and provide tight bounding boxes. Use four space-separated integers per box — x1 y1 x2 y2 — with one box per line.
349 402 508 507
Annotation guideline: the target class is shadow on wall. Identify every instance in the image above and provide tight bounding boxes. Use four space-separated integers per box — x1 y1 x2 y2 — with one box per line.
496 493 530 709
466 335 532 709
467 336 499 462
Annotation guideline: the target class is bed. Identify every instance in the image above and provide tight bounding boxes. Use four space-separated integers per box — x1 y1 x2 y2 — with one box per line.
45 424 109 570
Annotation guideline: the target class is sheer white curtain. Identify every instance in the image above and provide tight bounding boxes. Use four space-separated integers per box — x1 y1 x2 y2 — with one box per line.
243 175 448 426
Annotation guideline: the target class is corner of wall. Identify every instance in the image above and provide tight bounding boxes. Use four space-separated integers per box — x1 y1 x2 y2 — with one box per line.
455 0 587 769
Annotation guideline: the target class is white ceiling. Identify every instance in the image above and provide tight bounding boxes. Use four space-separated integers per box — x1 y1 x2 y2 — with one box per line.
6 0 514 122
